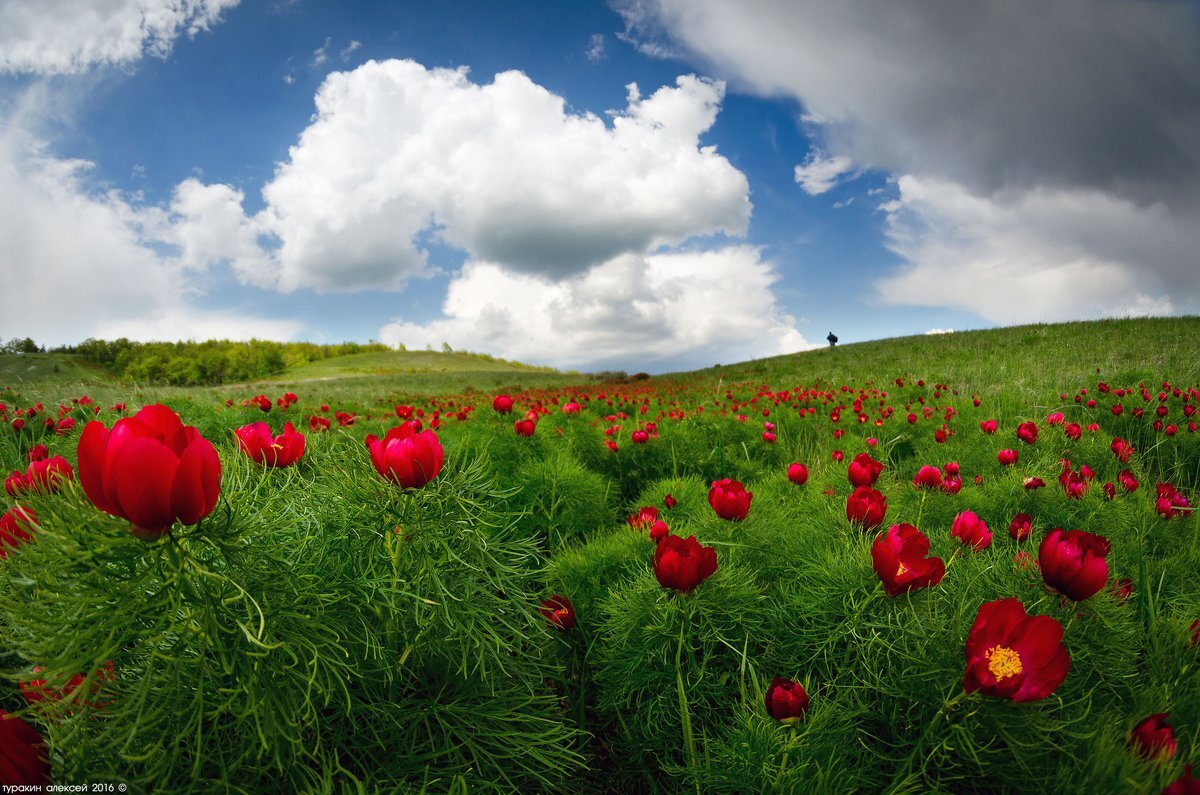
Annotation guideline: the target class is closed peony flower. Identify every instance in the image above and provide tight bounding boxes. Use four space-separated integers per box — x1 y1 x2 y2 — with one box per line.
709 478 752 521
492 394 514 414
1017 421 1039 444
1129 713 1176 761
1008 513 1033 542
846 486 887 529
234 421 306 467
963 598 1069 702
950 510 992 551
764 676 809 724
871 523 945 597
77 405 221 540
787 462 809 486
1039 528 1110 601
366 422 444 489
980 419 999 434
538 594 576 630
997 449 1019 466
653 534 718 593
913 465 942 490
514 418 537 437
848 453 884 487
0 505 37 556
627 506 659 529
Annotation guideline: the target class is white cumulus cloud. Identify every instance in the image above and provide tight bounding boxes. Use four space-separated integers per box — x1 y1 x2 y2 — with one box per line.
793 151 853 195
0 0 239 74
250 60 749 291
378 246 812 372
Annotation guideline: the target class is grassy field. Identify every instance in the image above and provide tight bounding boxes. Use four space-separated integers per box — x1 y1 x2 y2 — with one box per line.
0 316 1197 793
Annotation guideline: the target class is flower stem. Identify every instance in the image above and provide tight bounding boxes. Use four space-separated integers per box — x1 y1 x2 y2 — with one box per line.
676 610 701 794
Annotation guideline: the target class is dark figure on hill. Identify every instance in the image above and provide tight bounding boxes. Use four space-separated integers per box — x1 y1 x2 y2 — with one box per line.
827 331 838 348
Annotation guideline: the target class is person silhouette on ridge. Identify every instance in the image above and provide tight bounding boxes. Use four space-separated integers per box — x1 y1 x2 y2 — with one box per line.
827 331 838 348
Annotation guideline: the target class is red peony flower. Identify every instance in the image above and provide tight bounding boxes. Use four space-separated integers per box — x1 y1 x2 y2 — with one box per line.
77 405 221 540
787 462 809 486
963 598 1069 702
1129 713 1176 761
709 478 752 521
997 449 1019 466
365 422 444 489
539 594 576 630
1155 483 1192 520
653 534 718 593
632 430 650 444
663 493 677 509
1163 766 1200 794
846 486 887 529
980 419 998 434
627 506 659 529
308 415 331 432
1017 421 1039 444
649 520 669 543
0 709 49 786
1038 528 1110 601
847 453 884 487
514 418 537 437
950 510 992 551
1110 437 1134 463
871 523 945 597
0 505 37 556
234 421 306 467
26 444 48 462
492 394 514 414
912 464 942 490
1008 512 1033 542
764 676 809 724
940 476 963 495
1023 476 1046 491
6 455 74 496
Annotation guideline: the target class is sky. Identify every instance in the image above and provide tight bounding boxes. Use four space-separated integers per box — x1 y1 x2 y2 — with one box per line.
1 0 1198 374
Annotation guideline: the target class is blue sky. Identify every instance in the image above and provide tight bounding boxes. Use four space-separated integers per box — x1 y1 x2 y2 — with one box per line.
1 1 1197 373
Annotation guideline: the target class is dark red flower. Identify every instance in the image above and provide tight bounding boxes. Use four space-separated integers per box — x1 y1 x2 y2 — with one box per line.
0 709 49 786
77 405 221 540
663 493 677 509
632 429 650 444
26 444 48 462
848 453 883 487
539 594 576 630
1038 528 1110 601
308 415 331 432
1129 713 1176 761
6 456 74 496
1155 483 1192 520
997 449 1019 466
251 394 271 412
514 418 537 437
492 394 514 414
1017 421 1039 444
1008 513 1033 542
709 478 752 521
366 422 444 489
1110 437 1134 463
871 523 945 597
963 598 1069 702
627 506 659 529
1162 766 1200 795
980 419 998 434
234 421 306 467
0 505 37 556
950 510 992 551
649 520 669 543
940 476 963 495
846 486 887 529
787 462 808 486
764 676 809 724
653 534 717 593
1023 476 1046 491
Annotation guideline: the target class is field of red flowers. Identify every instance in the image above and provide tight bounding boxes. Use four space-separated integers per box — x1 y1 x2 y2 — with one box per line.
0 319 1198 793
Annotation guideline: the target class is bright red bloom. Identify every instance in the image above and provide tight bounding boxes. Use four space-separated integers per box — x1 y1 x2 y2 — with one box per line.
251 394 271 412
6 456 74 496
764 676 809 724
1023 476 1046 491
631 430 650 444
1155 483 1192 520
1064 423 1082 441
234 421 306 467
308 415 331 432
514 418 536 437
997 449 1019 466
539 594 576 630
77 405 221 540
963 598 1069 702
663 493 677 509
786 462 808 486
709 478 752 521
0 505 37 556
492 395 514 414
1038 528 1110 601
366 422 444 489
912 465 942 490
1017 421 1039 444
0 709 49 786
1129 713 1176 761
980 419 998 434
627 506 659 528
951 510 992 551
871 523 945 597
1008 512 1033 542
20 660 115 709
653 534 717 593
847 453 883 487
649 520 669 543
846 486 887 529
562 401 581 415
26 444 48 462
940 476 963 494
1110 437 1134 463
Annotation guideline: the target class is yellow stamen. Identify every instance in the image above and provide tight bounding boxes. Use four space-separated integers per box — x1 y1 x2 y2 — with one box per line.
985 645 1023 680
896 562 909 577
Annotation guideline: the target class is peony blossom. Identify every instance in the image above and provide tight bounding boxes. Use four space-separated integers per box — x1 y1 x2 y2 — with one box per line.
365 422 444 489
653 534 718 593
963 598 1069 702
980 419 999 434
847 453 884 488
77 405 221 540
234 421 306 467
846 486 887 529
764 676 809 724
950 510 992 551
0 505 37 556
0 709 49 786
1008 513 1033 542
912 465 942 490
997 449 1019 466
871 523 945 597
1016 421 1039 444
1039 528 1110 601
786 462 809 486
1128 713 1176 761
538 594 576 631
492 394 514 414
709 479 752 521
514 418 537 437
